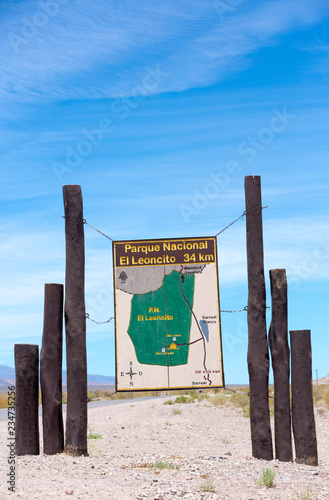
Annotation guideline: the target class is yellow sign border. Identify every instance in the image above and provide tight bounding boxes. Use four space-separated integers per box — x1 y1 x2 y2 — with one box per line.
113 235 224 391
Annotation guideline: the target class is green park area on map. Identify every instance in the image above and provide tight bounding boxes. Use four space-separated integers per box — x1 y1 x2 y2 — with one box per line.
127 271 195 366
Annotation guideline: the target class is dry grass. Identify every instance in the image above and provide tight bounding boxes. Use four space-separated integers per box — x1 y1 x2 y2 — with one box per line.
321 387 329 409
123 461 180 470
0 394 8 409
294 485 318 499
200 477 216 493
229 391 250 417
312 385 329 413
207 388 251 417
210 393 228 406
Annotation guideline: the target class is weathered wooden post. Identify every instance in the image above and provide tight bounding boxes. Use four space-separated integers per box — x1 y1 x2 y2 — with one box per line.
40 283 64 455
269 269 292 462
245 175 273 460
290 330 318 466
15 344 40 455
63 185 88 456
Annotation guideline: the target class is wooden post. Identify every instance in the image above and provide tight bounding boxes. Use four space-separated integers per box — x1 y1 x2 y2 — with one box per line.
290 330 318 466
244 175 273 460
269 269 292 462
63 185 87 456
15 344 39 455
40 283 64 455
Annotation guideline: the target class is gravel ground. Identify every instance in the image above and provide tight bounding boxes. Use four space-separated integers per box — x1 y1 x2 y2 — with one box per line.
0 396 328 499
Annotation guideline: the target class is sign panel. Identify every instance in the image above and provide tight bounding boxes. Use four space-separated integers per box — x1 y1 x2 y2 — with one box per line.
113 236 224 391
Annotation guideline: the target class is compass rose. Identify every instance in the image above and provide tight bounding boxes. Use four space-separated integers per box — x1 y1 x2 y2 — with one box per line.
125 366 137 380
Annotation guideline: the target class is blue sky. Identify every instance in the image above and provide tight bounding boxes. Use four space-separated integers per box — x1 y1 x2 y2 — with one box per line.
1 0 329 384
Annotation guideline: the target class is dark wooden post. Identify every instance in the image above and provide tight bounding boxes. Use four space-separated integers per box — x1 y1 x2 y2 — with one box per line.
290 330 318 466
15 344 39 455
40 283 64 455
245 175 273 460
269 269 292 462
63 185 87 456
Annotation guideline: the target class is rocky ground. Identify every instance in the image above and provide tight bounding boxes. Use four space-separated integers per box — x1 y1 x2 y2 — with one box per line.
0 396 328 499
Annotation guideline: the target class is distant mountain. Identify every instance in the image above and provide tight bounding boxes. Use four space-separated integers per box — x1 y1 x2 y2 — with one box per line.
313 374 329 385
0 366 15 388
62 371 115 385
0 365 115 388
0 378 14 388
0 365 15 379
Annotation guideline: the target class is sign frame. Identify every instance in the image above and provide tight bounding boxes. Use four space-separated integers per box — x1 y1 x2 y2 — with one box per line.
113 235 225 392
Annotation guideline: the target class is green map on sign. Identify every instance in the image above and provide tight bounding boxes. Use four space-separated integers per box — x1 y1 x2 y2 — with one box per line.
127 271 195 366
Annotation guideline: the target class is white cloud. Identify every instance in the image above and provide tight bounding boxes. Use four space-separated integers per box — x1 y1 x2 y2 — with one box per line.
0 0 327 103
217 216 329 288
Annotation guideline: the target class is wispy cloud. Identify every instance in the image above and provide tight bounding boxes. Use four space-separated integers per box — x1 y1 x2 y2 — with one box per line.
1 0 327 103
218 216 329 288
306 39 329 84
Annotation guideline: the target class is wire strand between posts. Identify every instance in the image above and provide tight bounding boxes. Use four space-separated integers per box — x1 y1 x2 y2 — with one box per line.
223 386 273 398
221 306 248 313
85 313 114 325
215 211 246 237
83 219 114 242
215 206 268 237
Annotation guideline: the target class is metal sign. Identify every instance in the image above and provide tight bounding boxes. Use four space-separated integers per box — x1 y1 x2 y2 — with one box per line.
113 236 224 391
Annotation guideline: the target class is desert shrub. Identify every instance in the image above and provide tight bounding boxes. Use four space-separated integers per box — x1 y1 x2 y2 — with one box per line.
255 468 276 487
110 390 159 400
87 431 102 439
174 395 192 404
294 485 317 499
226 391 250 417
154 461 180 469
180 389 195 396
211 393 228 407
312 385 326 404
178 389 209 403
321 388 329 409
200 478 216 493
229 391 250 414
110 391 135 400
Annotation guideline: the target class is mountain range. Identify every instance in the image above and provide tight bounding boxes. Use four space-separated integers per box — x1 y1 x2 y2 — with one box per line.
0 365 115 389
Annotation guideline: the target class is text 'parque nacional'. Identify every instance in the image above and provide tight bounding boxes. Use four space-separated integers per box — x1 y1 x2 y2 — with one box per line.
114 237 216 267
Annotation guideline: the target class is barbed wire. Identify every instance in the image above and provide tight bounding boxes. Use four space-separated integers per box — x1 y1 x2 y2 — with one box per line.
85 313 114 324
85 305 268 325
223 386 250 397
215 206 268 237
221 306 248 313
83 219 114 242
79 206 269 242
223 386 273 398
221 305 270 313
215 211 246 237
